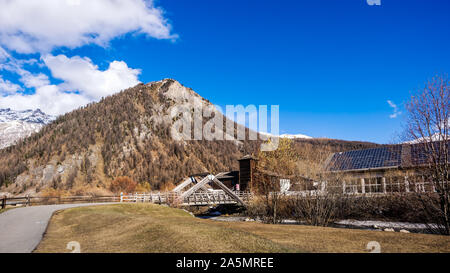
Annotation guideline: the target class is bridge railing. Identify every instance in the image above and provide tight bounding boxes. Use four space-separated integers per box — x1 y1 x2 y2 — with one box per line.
120 192 180 204
234 191 253 202
120 191 253 206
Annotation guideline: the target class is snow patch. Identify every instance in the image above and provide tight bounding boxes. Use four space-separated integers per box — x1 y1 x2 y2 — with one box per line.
335 219 430 230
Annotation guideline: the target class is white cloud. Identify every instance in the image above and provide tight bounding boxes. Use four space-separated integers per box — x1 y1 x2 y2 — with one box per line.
0 54 50 89
0 54 141 115
43 54 141 100
0 84 90 116
19 72 50 89
0 0 177 54
0 0 175 116
387 100 401 119
0 76 22 95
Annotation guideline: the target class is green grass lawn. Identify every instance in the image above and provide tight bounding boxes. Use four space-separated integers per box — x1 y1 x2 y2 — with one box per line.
35 203 450 253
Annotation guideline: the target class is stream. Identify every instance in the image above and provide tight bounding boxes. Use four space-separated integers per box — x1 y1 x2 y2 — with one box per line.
197 214 434 234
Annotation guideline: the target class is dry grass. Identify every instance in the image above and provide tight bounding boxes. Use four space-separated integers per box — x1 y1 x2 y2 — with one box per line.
35 204 293 253
212 221 450 253
0 207 13 214
35 204 450 253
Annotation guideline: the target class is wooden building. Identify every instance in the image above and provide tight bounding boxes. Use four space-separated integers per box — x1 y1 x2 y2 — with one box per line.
238 155 258 191
215 171 239 190
186 155 258 192
324 141 449 194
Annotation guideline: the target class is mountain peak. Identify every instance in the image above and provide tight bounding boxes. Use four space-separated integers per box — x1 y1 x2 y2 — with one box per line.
0 108 55 149
144 78 209 107
0 108 55 124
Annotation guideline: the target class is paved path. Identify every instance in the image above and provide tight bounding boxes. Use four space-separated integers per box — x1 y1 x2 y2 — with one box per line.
0 203 116 253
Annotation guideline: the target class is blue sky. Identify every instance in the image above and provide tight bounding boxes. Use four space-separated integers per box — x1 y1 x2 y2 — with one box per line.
0 0 449 144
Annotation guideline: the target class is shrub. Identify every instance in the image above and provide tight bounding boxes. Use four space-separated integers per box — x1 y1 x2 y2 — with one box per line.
334 193 440 224
39 188 70 204
160 181 175 192
246 197 268 221
246 195 291 224
110 176 137 193
287 194 340 226
136 182 151 193
246 193 440 227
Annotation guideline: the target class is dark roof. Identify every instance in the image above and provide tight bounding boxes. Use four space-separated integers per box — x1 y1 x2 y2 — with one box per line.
216 171 239 180
325 141 449 172
238 154 258 161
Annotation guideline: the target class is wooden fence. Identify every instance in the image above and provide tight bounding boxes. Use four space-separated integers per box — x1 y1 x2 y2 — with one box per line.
1 195 119 209
0 190 255 209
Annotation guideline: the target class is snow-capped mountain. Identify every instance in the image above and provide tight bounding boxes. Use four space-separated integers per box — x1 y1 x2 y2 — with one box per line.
279 133 312 139
403 133 448 144
259 131 312 140
0 108 54 124
0 108 55 149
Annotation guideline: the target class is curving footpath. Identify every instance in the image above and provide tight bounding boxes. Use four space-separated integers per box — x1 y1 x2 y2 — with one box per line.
0 203 116 253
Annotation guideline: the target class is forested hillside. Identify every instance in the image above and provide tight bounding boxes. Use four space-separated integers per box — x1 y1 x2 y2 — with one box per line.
0 79 379 195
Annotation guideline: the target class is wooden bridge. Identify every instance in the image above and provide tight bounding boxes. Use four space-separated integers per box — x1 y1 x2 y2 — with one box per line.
120 172 253 207
120 190 252 206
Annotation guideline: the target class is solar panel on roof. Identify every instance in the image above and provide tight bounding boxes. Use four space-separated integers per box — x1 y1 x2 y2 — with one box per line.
327 145 402 171
410 141 450 166
326 141 449 172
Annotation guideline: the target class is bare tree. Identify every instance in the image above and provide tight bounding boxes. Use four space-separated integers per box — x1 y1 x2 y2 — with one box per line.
251 138 348 226
405 74 449 235
251 138 298 224
256 175 285 224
